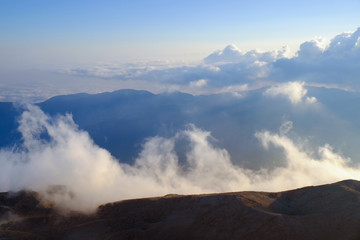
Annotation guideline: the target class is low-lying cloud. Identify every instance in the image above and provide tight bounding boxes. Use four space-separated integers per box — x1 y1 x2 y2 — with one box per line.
1 105 359 213
264 81 317 104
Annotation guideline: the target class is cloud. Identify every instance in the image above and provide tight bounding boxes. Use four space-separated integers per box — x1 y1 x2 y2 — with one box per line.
291 28 360 63
325 30 360 58
246 60 271 79
297 38 327 60
2 106 360 213
3 28 360 103
204 44 290 65
189 79 208 88
216 84 249 98
254 127 360 189
204 44 243 64
273 27 360 89
0 106 248 212
264 81 317 104
36 45 288 99
201 29 360 91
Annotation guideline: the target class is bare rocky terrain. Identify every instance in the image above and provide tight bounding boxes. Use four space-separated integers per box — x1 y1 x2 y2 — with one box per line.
1 180 360 239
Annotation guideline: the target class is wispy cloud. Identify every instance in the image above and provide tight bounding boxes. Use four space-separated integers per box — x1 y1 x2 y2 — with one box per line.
1 106 360 213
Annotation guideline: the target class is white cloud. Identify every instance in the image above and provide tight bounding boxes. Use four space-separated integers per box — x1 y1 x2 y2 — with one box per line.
297 38 327 60
273 27 360 89
246 60 271 79
216 84 248 98
189 79 208 88
305 96 317 104
254 130 359 190
0 107 248 212
2 106 360 213
294 30 360 62
264 81 316 104
355 37 360 48
203 44 289 65
203 44 243 64
326 30 360 58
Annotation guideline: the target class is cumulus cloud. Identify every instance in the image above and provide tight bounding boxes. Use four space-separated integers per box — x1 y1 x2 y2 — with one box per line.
325 30 360 58
297 38 327 60
290 28 360 63
146 28 360 91
117 27 360 93
1 106 360 213
273 27 360 89
204 44 243 64
264 81 317 104
204 44 290 65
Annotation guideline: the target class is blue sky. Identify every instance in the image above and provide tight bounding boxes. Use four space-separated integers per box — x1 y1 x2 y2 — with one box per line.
1 0 360 64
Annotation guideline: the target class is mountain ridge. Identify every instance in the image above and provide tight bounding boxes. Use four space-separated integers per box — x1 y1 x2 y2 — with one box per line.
2 87 360 168
1 179 360 239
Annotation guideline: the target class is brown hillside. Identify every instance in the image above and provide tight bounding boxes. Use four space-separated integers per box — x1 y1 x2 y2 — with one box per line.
1 180 360 239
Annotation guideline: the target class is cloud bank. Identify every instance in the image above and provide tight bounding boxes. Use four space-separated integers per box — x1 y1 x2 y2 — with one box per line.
204 44 290 65
57 27 360 94
1 106 360 213
3 27 360 102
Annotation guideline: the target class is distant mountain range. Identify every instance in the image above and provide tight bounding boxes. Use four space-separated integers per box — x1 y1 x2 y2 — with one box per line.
2 87 360 169
1 180 360 239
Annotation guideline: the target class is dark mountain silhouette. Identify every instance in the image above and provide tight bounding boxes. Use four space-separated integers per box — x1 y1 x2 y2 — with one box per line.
1 180 360 239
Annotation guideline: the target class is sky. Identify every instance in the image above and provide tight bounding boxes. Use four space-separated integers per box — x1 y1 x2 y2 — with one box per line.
1 0 360 65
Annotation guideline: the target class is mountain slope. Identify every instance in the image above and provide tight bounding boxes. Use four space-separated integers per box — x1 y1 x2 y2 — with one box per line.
1 180 360 239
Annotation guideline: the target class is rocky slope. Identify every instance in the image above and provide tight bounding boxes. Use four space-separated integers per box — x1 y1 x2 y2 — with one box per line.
1 180 360 239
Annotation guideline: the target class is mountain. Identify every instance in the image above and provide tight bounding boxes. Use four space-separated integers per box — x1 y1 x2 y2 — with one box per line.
1 180 360 239
0 102 22 148
2 87 360 169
